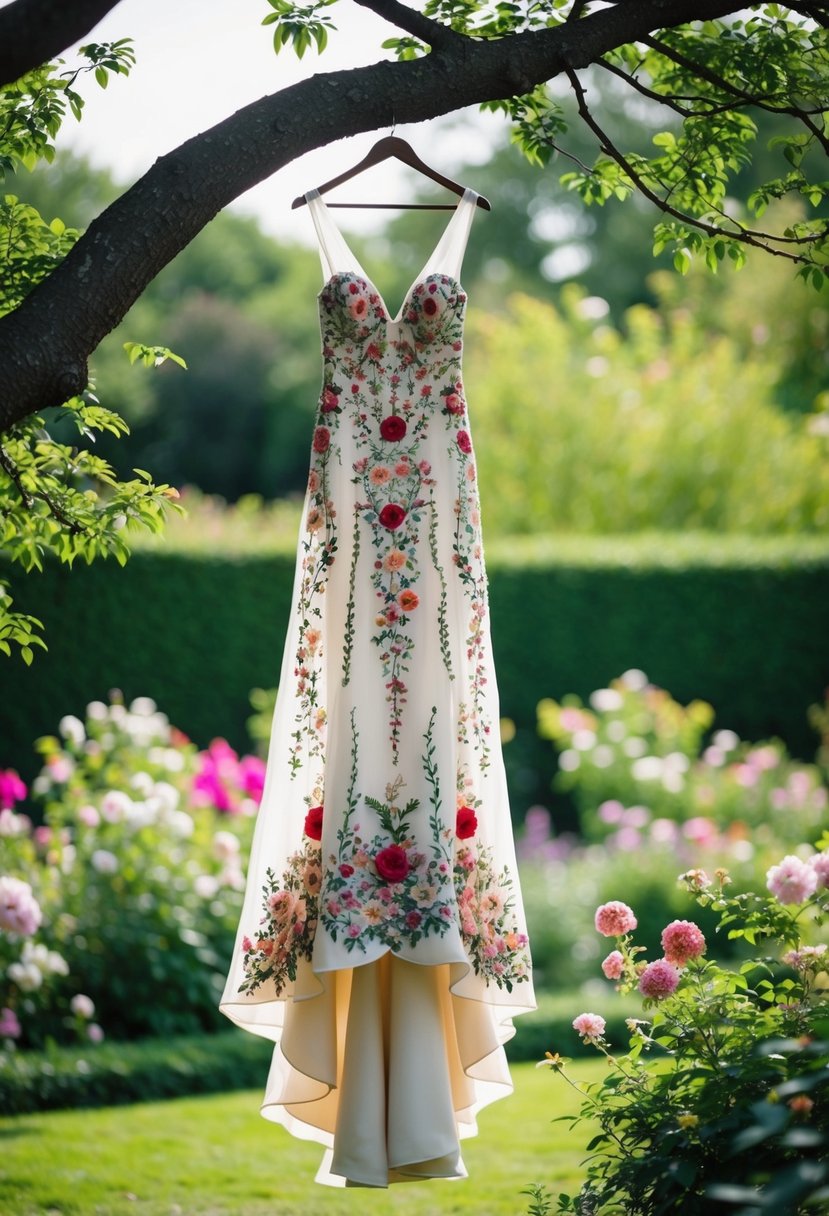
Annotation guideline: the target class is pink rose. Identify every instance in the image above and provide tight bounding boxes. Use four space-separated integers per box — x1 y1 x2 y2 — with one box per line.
809 851 829 888
456 430 472 454
443 392 464 415
766 855 818 905
638 959 680 1000
601 950 624 980
594 901 638 937
661 920 706 967
312 427 330 454
572 1012 606 1040
375 845 410 883
405 909 422 929
0 875 42 937
321 386 340 412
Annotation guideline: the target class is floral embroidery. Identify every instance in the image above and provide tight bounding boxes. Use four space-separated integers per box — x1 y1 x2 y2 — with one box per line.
454 841 530 992
238 838 322 998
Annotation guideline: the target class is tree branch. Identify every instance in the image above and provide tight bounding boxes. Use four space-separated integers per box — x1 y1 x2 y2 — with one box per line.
351 0 464 48
564 65 823 262
0 0 764 431
0 0 124 89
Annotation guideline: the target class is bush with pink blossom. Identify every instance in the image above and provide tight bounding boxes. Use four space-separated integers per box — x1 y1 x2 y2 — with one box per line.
532 836 829 1215
0 692 264 1048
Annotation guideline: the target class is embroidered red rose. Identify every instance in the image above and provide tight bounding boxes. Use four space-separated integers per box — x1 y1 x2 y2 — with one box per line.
378 503 406 530
379 415 407 441
456 806 478 839
456 430 472 454
321 387 339 412
405 909 423 929
313 427 330 453
422 296 439 317
444 392 464 414
304 805 324 840
375 844 410 883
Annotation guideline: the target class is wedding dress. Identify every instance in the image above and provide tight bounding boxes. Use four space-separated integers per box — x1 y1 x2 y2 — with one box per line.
220 186 535 1187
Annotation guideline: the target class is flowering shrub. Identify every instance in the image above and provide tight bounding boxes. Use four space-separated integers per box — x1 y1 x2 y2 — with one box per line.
537 670 827 850
0 694 263 1047
533 837 829 1215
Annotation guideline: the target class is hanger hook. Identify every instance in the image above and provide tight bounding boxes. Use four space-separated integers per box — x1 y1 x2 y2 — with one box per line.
390 108 396 137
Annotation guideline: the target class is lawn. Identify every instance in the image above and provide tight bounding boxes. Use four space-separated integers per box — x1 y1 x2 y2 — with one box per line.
0 1060 605 1216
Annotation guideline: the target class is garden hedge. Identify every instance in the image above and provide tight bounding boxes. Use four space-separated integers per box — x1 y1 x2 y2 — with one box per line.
3 533 828 819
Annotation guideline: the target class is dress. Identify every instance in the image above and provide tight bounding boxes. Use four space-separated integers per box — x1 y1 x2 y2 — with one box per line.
219 187 535 1187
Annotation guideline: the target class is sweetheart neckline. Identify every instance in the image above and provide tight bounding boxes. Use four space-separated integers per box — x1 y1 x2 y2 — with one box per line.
318 270 466 328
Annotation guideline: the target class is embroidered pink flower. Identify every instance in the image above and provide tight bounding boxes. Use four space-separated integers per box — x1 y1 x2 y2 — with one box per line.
398 589 419 613
379 415 407 441
638 959 680 1000
572 1012 606 1040
375 845 410 883
456 806 478 839
369 465 391 485
312 426 330 453
321 386 339 412
601 950 624 980
444 392 464 415
767 855 818 905
383 548 406 572
405 909 423 929
378 503 406 530
456 430 472 454
348 295 368 321
661 920 706 967
304 805 324 841
594 901 638 937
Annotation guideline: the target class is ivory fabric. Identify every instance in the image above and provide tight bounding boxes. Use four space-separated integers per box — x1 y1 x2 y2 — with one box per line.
220 188 535 1186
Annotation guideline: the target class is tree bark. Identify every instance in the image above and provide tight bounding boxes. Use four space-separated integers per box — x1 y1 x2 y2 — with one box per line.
0 0 740 430
0 0 124 88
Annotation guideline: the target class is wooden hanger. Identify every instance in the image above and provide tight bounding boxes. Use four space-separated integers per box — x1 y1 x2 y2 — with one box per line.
292 135 491 211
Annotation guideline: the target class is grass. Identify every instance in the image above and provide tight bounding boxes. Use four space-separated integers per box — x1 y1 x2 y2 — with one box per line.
0 1060 605 1216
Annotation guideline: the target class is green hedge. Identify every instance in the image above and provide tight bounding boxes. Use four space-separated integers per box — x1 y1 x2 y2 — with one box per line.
3 534 828 816
0 995 638 1114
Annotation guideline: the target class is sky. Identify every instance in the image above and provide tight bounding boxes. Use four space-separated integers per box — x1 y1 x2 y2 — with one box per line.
48 0 505 246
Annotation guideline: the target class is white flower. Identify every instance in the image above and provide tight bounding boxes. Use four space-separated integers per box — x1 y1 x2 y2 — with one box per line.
86 701 109 721
631 756 663 781
558 749 580 772
661 770 685 793
7 961 43 991
21 942 69 978
101 791 131 823
0 809 28 837
168 811 194 838
219 866 245 891
130 771 155 797
571 729 597 751
592 745 615 768
194 875 219 900
31 774 52 796
59 715 86 747
619 668 648 691
153 782 179 812
712 729 740 751
0 876 42 936
130 697 157 716
91 850 118 875
70 994 95 1019
589 688 623 712
622 737 647 758
606 720 627 742
664 752 690 771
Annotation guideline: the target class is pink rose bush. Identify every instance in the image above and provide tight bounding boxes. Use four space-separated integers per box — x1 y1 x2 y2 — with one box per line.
537 841 829 1215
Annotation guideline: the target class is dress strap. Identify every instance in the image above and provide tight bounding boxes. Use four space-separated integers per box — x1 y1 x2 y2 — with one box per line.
305 188 370 284
420 188 479 284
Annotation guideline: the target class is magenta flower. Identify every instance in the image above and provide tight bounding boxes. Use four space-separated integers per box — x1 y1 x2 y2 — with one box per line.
572 1012 606 1040
661 920 706 967
601 950 624 980
0 769 26 810
766 855 818 905
239 755 266 804
594 901 638 937
638 959 680 1000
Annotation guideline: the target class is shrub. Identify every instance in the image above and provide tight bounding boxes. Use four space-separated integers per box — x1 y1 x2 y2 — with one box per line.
530 839 829 1215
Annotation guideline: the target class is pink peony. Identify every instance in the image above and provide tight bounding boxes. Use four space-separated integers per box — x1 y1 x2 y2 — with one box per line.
601 950 624 980
572 1012 606 1040
766 855 818 905
0 1006 21 1038
594 901 638 937
638 959 680 1000
809 851 829 889
661 920 706 967
0 876 42 937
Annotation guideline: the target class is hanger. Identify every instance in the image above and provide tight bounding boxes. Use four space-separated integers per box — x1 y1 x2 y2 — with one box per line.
292 135 491 211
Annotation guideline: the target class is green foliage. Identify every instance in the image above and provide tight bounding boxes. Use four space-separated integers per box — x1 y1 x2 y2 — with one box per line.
262 0 338 57
540 869 829 1214
466 287 829 535
0 45 181 662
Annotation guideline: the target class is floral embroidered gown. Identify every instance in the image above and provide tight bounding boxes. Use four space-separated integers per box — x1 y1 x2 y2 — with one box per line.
220 187 535 1187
